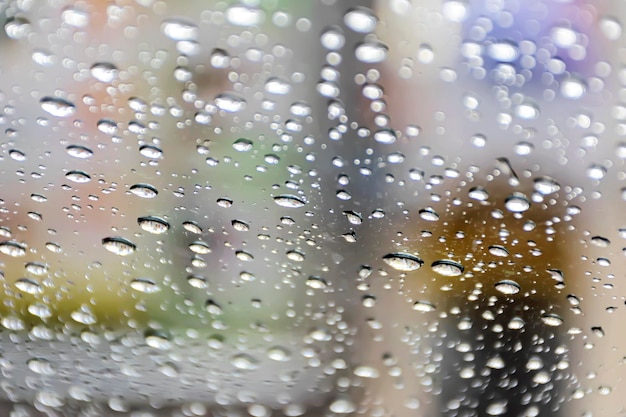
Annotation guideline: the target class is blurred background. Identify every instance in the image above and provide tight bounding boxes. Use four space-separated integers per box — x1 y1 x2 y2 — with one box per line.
0 0 624 416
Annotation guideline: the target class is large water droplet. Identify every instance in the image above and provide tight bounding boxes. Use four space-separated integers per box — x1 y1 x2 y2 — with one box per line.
412 300 436 312
65 170 91 183
274 195 306 208
383 253 424 271
226 6 265 26
130 183 158 198
533 177 560 195
541 313 564 327
504 193 530 213
344 7 377 33
138 216 170 234
15 278 43 294
130 278 161 293
66 145 93 159
355 42 388 63
494 280 520 295
161 19 198 41
40 97 76 117
215 93 246 112
231 353 259 370
102 237 136 256
90 62 118 83
0 241 27 257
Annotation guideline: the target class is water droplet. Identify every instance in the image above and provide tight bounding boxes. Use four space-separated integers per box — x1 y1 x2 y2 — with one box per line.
205 299 223 315
236 250 254 261
486 400 507 416
28 358 55 375
182 221 203 234
15 278 43 294
62 7 89 27
274 195 306 208
187 274 207 289
353 365 380 378
487 356 505 369
226 6 265 26
161 19 198 41
215 93 246 112
130 183 158 198
9 149 26 161
505 193 530 213
267 346 292 362
431 260 464 276
487 41 519 62
412 300 436 312
231 219 250 231
65 170 91 183
189 241 211 254
209 48 230 68
25 262 48 276
468 186 489 201
355 42 388 63
0 241 27 257
560 77 586 99
488 245 509 257
515 102 539 120
321 26 345 50
534 177 560 195
71 307 97 325
138 216 170 234
329 399 356 414
541 313 564 327
383 253 424 271
587 164 607 180
442 0 469 22
551 26 578 48
4 17 31 39
344 7 377 33
233 138 253 152
145 330 172 350
600 17 622 40
343 211 363 225
66 145 93 159
130 278 161 293
306 276 328 289
286 250 305 262
373 129 396 144
265 77 291 95
40 97 76 117
590 236 610 247
495 280 520 295
97 119 118 134
231 353 259 370
102 237 136 256
419 207 440 221
36 391 64 408
139 145 163 159
90 62 118 82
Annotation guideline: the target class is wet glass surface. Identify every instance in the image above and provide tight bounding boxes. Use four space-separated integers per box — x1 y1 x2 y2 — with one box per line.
0 0 625 416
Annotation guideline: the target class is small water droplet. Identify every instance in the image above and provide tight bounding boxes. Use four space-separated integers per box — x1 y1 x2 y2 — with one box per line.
487 41 519 62
306 276 328 289
468 186 489 201
9 149 26 161
102 237 136 256
286 249 305 262
587 164 607 180
236 250 254 261
265 77 291 95
431 260 464 276
383 253 424 271
329 399 356 414
419 207 439 221
145 330 172 350
25 262 48 276
353 365 380 378
373 129 396 144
